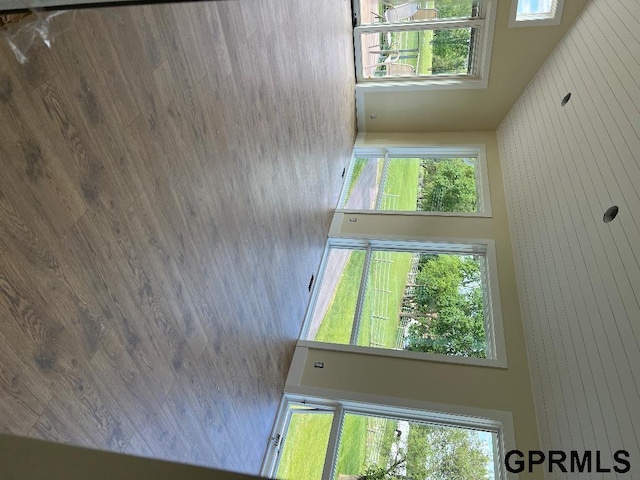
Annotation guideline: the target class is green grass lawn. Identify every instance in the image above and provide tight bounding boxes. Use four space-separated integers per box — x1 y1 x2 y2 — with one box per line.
276 412 332 480
344 157 368 203
389 29 434 76
385 0 434 76
357 251 414 349
334 415 368 477
355 159 421 350
281 160 420 480
275 412 367 480
276 412 396 480
317 159 420 349
315 250 366 344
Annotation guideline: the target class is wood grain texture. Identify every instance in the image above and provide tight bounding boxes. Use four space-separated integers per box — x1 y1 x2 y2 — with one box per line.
0 0 355 473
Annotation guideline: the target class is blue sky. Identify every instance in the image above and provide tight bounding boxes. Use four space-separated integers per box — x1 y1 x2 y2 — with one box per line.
517 0 554 14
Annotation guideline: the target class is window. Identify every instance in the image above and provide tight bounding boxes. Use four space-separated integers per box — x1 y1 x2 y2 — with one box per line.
509 0 564 27
353 0 497 90
339 146 492 216
301 238 506 366
263 396 505 480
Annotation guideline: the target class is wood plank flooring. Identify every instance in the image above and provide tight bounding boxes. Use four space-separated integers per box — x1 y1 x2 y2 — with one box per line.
0 1 355 473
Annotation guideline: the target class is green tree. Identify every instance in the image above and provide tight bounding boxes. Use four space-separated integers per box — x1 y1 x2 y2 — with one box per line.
433 0 475 18
406 425 491 480
404 254 485 358
429 1 474 74
356 424 490 480
419 158 477 213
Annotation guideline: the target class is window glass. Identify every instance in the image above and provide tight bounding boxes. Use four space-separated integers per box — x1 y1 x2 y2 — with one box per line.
516 0 555 18
511 0 563 25
342 157 480 214
276 410 333 480
361 27 476 79
334 413 497 479
308 246 489 359
360 0 479 26
310 248 366 345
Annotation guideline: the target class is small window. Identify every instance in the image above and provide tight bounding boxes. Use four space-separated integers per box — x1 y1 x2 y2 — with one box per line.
339 147 491 216
264 397 505 480
509 0 564 27
303 238 505 363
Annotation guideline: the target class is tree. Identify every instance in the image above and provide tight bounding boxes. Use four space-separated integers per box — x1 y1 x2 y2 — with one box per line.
404 254 486 358
420 158 477 213
430 1 474 75
406 425 491 480
433 0 474 19
354 424 490 480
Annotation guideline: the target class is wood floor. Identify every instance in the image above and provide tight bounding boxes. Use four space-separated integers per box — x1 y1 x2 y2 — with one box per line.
0 1 355 474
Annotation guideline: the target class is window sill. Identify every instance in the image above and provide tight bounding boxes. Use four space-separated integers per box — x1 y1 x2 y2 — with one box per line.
509 16 562 27
336 209 493 218
297 340 508 369
355 76 489 92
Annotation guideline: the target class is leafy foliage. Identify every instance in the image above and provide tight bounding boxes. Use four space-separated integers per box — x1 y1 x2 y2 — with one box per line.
420 158 477 213
405 254 486 358
406 425 491 480
355 423 491 480
431 0 474 74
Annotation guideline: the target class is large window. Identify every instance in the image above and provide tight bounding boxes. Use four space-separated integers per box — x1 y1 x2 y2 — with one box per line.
339 146 491 216
354 0 497 89
301 238 505 366
263 396 505 480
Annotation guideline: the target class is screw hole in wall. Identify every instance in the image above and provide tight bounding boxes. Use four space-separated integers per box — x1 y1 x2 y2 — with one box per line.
603 205 619 223
561 92 571 106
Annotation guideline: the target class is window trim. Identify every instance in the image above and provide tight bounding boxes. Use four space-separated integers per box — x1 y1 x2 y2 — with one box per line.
509 0 564 27
337 145 493 217
300 237 507 368
261 392 514 480
353 0 497 91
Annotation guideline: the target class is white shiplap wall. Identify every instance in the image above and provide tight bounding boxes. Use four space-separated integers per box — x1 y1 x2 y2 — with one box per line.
497 0 640 478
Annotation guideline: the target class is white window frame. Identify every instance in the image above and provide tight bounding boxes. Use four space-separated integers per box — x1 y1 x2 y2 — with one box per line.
508 0 564 27
299 237 507 368
261 392 514 480
338 145 492 217
353 0 497 91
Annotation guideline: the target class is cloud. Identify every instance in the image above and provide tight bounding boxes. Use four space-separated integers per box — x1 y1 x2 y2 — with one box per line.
517 0 554 14
517 0 532 14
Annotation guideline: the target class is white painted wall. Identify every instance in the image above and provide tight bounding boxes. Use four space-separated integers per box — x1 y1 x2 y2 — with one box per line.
497 0 640 477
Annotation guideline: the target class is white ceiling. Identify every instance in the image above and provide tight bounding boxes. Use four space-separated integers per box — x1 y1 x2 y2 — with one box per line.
497 0 640 476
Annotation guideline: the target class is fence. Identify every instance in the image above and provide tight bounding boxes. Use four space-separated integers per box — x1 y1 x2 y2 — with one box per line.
364 416 388 467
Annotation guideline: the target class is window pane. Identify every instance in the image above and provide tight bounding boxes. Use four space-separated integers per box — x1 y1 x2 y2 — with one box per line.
360 27 475 79
342 157 385 210
308 248 366 345
359 0 479 26
276 411 333 480
342 157 479 213
517 0 554 15
334 413 497 479
357 251 487 358
418 157 478 212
